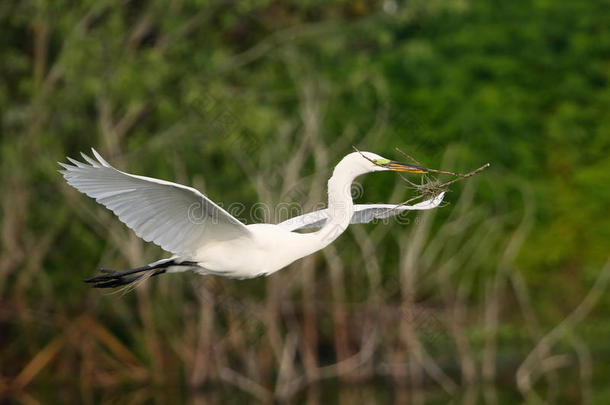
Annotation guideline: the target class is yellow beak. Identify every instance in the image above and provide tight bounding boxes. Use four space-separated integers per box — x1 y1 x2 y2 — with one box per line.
384 160 429 174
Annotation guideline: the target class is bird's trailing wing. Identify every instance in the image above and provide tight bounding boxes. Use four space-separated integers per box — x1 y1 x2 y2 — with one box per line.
278 192 445 232
59 149 252 256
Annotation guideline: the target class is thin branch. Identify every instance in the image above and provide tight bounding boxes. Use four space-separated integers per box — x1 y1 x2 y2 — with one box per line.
396 147 490 179
394 147 422 166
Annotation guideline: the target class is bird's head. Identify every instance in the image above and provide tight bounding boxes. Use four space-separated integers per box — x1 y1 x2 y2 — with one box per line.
347 151 429 176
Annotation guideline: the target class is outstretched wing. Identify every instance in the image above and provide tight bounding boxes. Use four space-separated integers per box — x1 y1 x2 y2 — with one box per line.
278 192 445 232
59 149 251 256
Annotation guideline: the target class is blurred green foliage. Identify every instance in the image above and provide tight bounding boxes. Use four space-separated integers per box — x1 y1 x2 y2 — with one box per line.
2 0 610 403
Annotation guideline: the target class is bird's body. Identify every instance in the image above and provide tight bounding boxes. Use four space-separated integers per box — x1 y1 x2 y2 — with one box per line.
193 224 312 277
59 149 444 287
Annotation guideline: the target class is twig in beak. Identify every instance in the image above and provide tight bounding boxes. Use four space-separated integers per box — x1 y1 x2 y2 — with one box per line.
394 147 423 166
352 145 490 218
436 163 491 188
395 147 490 178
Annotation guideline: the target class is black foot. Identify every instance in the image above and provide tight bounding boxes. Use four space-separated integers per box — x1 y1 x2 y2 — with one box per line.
88 274 146 288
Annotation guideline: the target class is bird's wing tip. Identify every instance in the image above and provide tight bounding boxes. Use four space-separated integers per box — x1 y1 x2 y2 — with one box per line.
91 148 111 167
80 151 100 167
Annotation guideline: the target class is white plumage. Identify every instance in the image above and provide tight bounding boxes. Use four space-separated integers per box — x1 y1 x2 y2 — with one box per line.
60 149 444 286
60 149 250 257
278 194 445 231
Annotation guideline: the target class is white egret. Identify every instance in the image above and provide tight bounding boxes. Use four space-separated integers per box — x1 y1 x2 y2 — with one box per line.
59 149 445 288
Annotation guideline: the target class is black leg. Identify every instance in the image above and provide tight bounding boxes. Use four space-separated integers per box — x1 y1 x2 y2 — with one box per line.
83 261 170 283
84 260 198 288
90 269 167 289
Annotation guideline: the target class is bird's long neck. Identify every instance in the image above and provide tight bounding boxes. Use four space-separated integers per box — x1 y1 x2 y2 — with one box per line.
318 169 355 244
298 161 357 255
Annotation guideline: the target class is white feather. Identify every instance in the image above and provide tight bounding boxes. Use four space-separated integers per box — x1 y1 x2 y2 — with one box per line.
278 192 445 231
60 151 252 256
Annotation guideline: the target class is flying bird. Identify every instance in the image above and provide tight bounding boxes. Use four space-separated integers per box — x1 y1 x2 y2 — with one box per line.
59 149 444 288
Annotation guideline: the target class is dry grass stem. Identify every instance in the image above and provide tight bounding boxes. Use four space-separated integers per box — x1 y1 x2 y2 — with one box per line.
352 146 489 223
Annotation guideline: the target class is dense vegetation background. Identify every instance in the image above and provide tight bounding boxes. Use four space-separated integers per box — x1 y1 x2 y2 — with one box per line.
2 0 610 403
